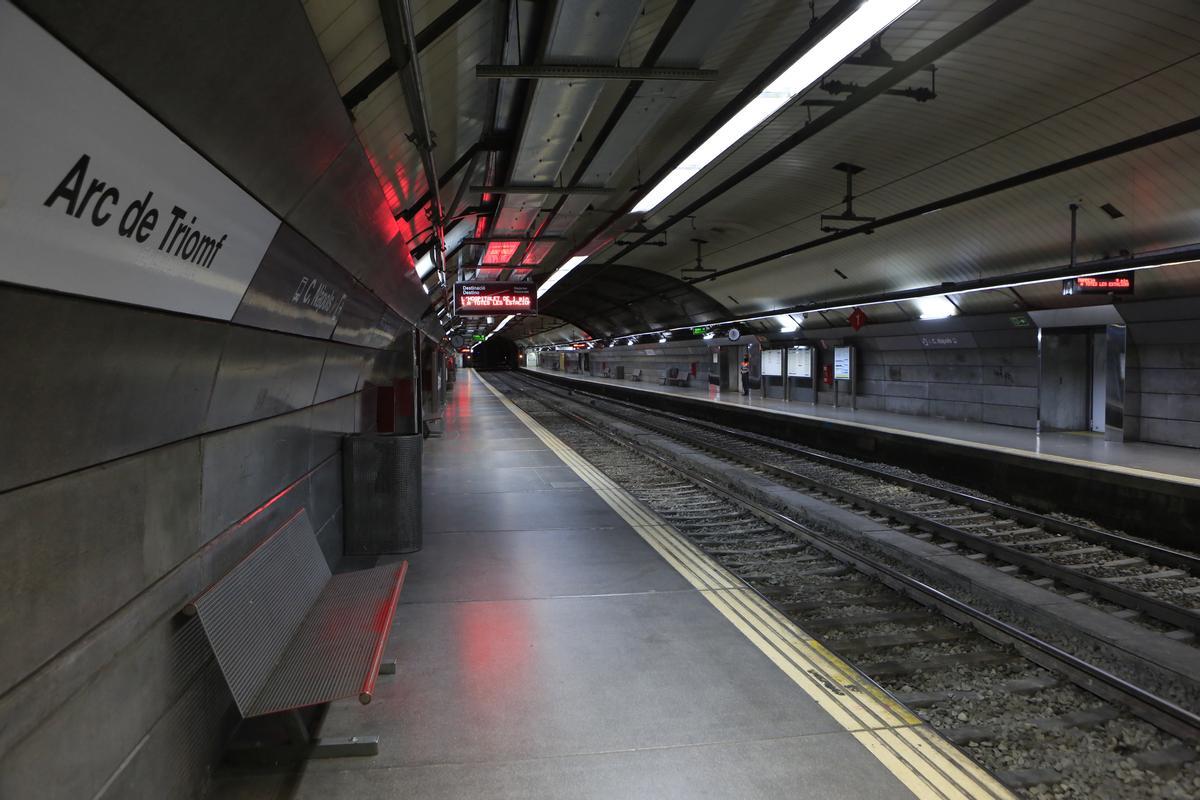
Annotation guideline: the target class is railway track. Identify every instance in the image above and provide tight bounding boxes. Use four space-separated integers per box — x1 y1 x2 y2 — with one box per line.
488 372 1200 799
516 373 1200 643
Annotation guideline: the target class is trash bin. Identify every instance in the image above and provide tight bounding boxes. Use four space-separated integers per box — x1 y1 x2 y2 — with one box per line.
342 433 422 555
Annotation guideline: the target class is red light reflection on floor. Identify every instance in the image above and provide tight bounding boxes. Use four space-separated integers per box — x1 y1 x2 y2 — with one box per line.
455 601 532 715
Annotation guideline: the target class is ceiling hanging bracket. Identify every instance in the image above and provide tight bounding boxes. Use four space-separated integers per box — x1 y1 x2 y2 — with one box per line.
820 162 876 234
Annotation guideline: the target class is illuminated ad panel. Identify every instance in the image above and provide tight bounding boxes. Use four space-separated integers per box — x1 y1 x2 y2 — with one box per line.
454 282 536 315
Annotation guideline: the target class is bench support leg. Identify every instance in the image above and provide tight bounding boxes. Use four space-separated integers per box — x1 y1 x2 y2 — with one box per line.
225 710 380 765
379 660 397 675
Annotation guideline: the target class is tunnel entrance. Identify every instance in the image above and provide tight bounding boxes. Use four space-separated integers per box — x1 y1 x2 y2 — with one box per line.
472 336 519 370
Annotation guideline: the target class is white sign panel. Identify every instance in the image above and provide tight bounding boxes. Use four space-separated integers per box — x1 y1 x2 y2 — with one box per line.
833 346 852 381
787 347 812 378
761 350 782 377
0 2 281 320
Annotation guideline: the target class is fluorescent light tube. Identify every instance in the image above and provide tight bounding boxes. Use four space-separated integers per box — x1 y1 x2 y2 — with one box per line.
537 255 589 299
633 0 919 214
776 314 800 332
415 250 436 279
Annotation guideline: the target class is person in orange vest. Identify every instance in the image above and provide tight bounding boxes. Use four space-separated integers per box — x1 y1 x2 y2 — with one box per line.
740 355 751 396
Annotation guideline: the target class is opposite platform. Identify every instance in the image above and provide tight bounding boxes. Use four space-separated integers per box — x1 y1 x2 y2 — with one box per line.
210 370 1008 799
523 365 1200 488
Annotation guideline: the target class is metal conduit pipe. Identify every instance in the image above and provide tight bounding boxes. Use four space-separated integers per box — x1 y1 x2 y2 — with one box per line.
380 0 447 278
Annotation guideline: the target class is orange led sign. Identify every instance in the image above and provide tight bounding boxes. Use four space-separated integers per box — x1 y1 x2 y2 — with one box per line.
1062 273 1135 295
453 282 536 315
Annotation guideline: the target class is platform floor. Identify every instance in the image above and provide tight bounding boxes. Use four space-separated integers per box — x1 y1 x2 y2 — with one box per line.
525 365 1200 488
211 370 1008 799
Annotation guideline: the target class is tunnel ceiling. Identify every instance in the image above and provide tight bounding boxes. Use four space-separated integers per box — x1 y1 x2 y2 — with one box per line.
301 0 1200 335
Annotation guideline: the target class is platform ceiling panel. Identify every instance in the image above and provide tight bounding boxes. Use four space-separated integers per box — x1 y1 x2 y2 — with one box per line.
575 0 1200 319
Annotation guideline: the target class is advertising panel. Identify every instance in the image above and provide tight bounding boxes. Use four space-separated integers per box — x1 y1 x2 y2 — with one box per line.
833 346 852 380
453 282 536 315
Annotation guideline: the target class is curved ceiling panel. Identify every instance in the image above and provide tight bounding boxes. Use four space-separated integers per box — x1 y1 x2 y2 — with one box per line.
535 264 730 338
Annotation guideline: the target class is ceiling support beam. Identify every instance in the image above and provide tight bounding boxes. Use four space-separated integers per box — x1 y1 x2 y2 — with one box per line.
606 0 1033 267
463 236 565 245
551 0 863 273
344 0 485 111
475 64 717 81
471 184 614 195
380 0 446 278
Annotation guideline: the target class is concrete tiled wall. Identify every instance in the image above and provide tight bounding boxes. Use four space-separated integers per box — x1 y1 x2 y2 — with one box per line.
836 346 1039 428
0 286 412 800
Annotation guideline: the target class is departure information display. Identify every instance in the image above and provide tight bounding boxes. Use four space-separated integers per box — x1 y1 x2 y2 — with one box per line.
1062 273 1135 295
454 282 536 315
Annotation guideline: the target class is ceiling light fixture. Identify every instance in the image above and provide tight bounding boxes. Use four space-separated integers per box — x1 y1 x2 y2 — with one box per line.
915 294 957 320
632 0 920 214
776 314 800 332
537 255 589 299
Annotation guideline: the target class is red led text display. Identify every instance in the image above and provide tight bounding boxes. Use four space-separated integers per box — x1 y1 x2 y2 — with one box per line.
1062 273 1135 295
454 282 536 315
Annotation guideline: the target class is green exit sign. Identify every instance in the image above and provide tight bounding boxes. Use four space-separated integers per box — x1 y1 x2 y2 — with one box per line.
692 326 707 335
1009 315 1031 328
473 334 486 341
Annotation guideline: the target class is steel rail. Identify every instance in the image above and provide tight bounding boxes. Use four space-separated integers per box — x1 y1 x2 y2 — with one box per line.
494 373 1200 742
520 373 1200 635
537 373 1200 573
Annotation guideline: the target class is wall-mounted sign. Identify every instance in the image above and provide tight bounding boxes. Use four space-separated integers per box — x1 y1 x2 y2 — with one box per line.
833 346 852 380
1062 273 1135 295
0 3 281 320
787 347 812 378
453 282 536 315
691 326 707 335
450 334 465 348
848 307 868 332
1009 314 1032 328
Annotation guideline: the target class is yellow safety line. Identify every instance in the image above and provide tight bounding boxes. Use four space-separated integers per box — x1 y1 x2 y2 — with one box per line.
524 367 1200 490
477 373 1015 800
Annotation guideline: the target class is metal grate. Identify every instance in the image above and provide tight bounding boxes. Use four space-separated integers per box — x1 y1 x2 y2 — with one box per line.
189 510 406 718
190 512 330 716
247 562 405 716
343 434 423 555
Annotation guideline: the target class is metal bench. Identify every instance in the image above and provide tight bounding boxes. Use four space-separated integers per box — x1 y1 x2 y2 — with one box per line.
660 365 692 387
185 509 407 760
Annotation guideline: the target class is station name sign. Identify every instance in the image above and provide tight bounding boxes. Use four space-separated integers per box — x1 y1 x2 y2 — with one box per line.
1062 273 1135 295
454 282 536 315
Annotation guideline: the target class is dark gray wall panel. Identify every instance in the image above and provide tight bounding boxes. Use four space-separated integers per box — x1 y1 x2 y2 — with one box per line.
0 286 224 491
203 327 326 431
283 139 411 304
0 439 201 694
0 614 218 800
17 0 355 219
309 394 359 468
314 342 372 404
96 665 232 800
232 224 357 340
306 452 344 539
198 408 314 539
332 290 388 348
315 509 345 568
